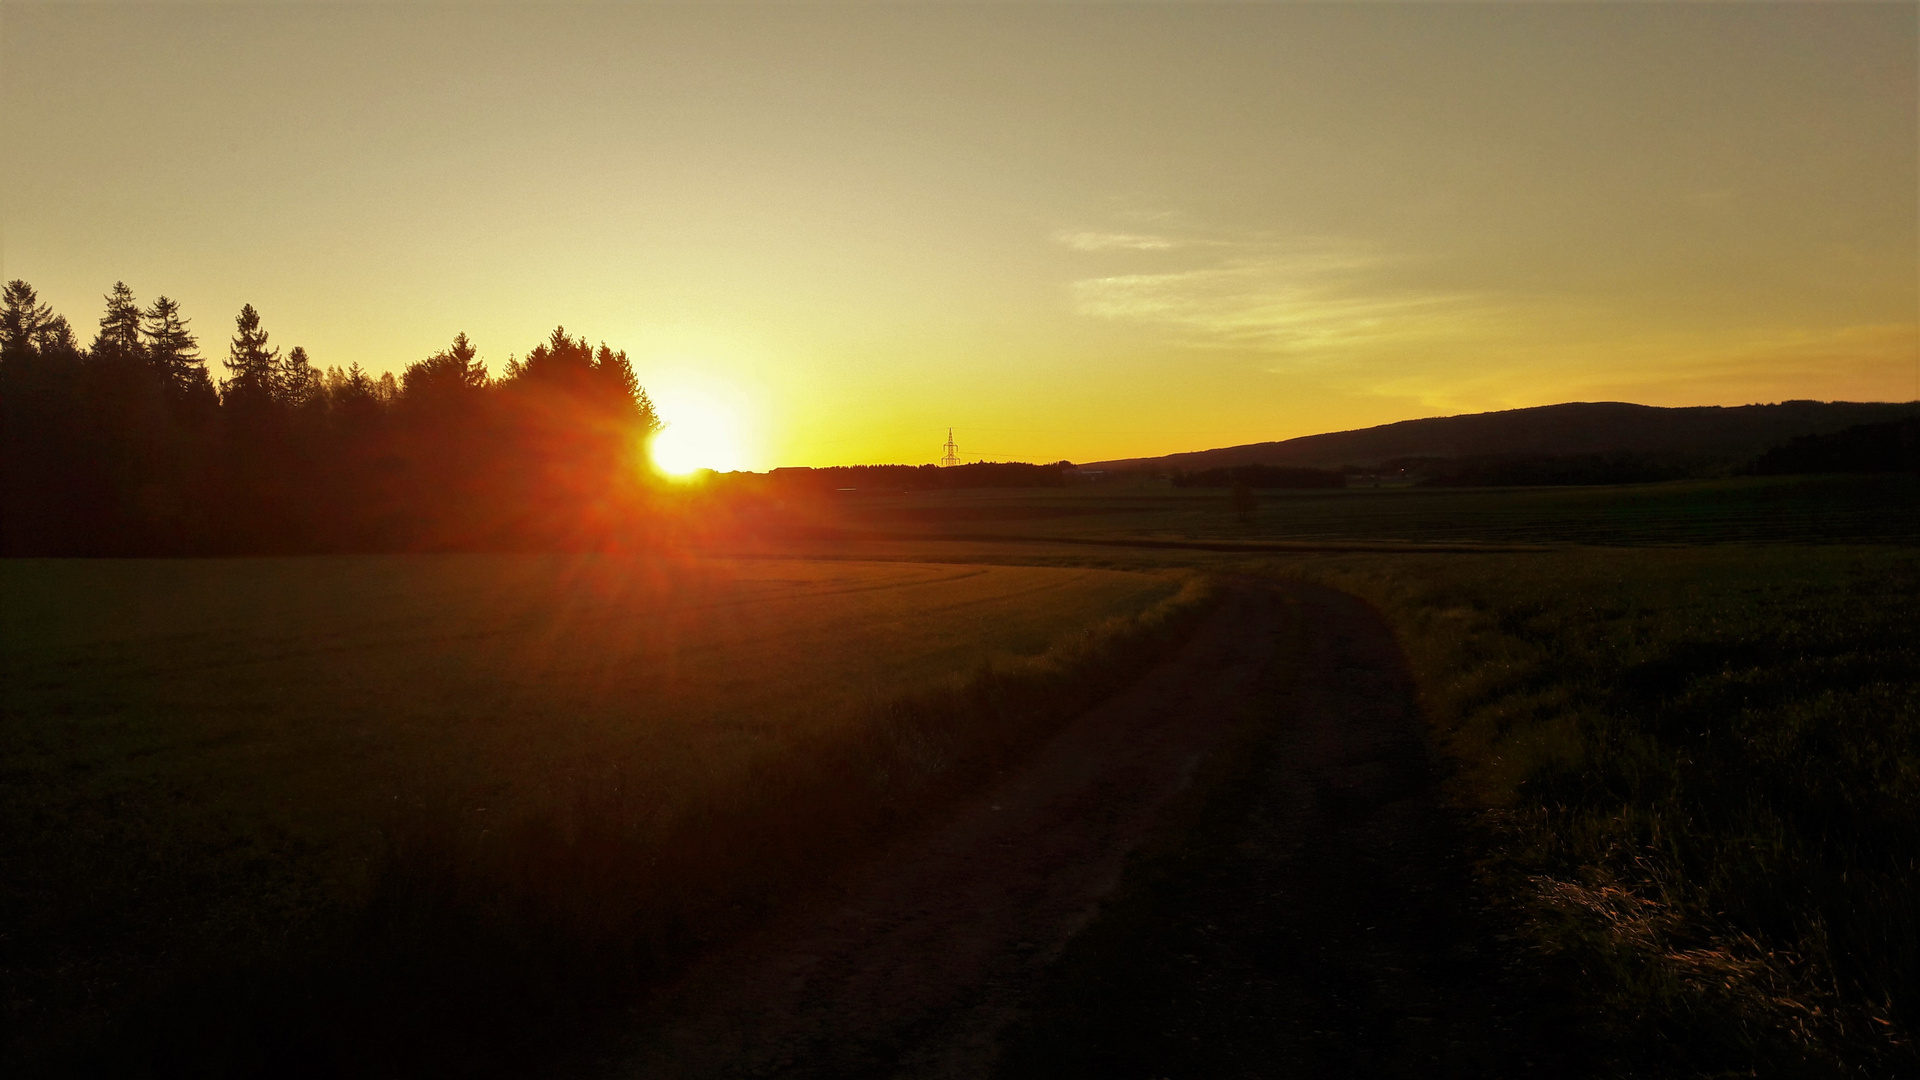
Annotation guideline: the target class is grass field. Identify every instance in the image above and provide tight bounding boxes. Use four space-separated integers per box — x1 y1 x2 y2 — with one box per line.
9 474 1917 1077
1260 545 1920 1076
826 473 1920 547
1 554 1198 1075
806 478 1920 1077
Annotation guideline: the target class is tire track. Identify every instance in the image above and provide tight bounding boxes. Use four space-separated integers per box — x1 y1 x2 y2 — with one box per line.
605 586 1285 1079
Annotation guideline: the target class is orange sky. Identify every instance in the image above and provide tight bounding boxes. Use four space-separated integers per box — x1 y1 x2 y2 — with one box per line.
4 2 1914 469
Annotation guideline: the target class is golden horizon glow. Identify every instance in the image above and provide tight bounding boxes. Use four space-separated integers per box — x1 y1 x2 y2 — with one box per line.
649 388 748 477
5 5 1914 466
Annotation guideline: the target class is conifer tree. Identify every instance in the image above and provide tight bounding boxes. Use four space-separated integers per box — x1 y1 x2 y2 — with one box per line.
325 362 391 421
280 346 324 409
221 303 280 406
90 282 145 364
325 363 374 402
1 279 55 361
403 331 488 398
34 315 79 360
593 343 658 432
506 327 656 430
141 295 211 394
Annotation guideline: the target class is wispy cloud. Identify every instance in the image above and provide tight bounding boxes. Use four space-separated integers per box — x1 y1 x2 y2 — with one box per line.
1065 239 1495 358
1053 230 1183 252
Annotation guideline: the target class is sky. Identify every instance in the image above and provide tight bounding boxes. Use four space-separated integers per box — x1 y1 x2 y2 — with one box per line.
4 2 1915 469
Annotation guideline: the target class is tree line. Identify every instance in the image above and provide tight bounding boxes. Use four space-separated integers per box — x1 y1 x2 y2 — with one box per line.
768 462 1073 491
1744 418 1920 476
1 280 660 555
1170 464 1345 489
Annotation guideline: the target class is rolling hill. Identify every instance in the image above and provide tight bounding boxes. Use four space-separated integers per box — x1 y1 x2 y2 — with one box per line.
1085 401 1920 474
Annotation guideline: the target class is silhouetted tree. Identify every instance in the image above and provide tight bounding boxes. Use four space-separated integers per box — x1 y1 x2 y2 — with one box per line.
325 363 380 412
485 328 661 547
90 281 146 365
4 277 669 554
222 303 280 408
2 279 53 361
36 315 80 358
0 281 216 553
2 281 82 552
403 332 488 400
142 295 216 401
280 346 325 410
1 280 77 362
503 328 656 427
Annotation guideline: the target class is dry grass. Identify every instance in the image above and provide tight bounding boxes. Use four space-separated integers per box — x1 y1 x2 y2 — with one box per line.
1267 546 1920 1077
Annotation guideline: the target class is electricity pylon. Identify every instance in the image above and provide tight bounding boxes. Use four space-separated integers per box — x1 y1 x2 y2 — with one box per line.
940 428 961 468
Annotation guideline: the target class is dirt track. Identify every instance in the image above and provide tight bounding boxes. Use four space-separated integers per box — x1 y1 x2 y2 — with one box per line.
607 580 1556 1079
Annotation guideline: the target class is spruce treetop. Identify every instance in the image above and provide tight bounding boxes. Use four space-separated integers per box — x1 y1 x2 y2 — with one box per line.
222 303 282 406
91 281 145 364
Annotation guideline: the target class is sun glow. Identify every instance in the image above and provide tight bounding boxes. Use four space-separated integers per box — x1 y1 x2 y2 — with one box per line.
649 390 748 476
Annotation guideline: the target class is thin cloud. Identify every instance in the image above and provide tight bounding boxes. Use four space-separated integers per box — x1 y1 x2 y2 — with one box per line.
1068 243 1495 358
1054 230 1183 252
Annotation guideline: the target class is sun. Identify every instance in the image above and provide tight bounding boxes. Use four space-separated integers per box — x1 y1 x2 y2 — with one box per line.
649 392 746 476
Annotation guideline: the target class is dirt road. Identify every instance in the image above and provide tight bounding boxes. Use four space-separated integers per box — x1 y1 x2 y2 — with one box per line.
606 581 1559 1079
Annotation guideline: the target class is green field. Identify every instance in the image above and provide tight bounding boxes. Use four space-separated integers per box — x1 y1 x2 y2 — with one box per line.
823 473 1920 547
1 554 1194 1073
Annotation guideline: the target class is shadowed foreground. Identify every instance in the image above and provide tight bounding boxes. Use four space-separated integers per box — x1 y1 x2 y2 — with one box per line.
1000 581 1579 1078
603 587 1284 1078
599 581 1564 1078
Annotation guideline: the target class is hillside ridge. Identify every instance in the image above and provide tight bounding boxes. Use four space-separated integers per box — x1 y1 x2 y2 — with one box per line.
1084 400 1920 473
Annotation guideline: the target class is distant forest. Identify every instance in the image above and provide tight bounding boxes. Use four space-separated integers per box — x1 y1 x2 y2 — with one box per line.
1171 465 1345 490
770 462 1071 491
1745 418 1920 476
1 280 659 555
1411 452 1699 487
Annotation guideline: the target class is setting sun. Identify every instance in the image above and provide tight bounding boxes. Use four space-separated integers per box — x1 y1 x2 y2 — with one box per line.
7 3 1919 1073
649 392 746 476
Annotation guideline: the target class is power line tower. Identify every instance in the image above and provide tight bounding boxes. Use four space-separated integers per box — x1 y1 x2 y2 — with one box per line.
940 427 961 468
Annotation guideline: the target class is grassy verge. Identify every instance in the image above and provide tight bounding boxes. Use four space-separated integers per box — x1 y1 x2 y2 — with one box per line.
23 567 1216 1077
1267 546 1920 1077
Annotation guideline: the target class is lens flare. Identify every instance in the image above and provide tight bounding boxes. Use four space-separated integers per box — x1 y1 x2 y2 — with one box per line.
649 394 745 476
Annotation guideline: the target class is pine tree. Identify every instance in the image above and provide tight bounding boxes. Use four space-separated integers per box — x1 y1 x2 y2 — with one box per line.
402 331 489 399
505 327 657 430
325 363 373 403
141 295 210 394
280 346 324 409
592 343 658 433
221 303 280 406
1 279 55 362
34 316 79 360
324 362 396 418
90 282 145 364
515 326 597 384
